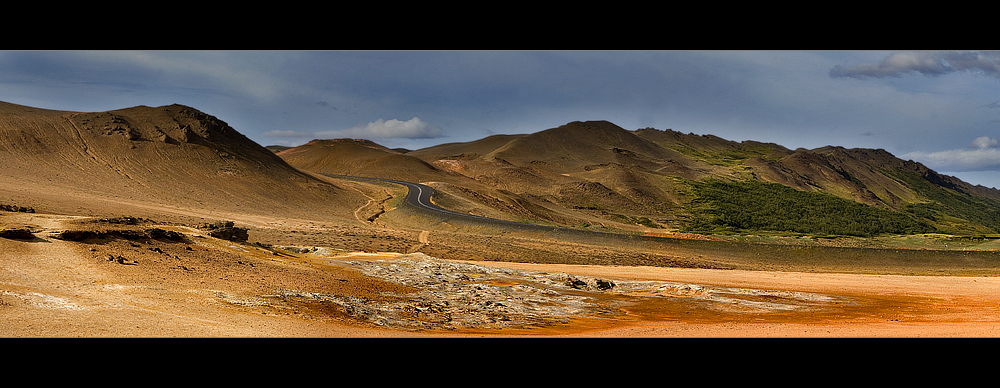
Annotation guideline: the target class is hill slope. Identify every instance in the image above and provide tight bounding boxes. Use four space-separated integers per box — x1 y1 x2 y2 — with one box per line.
402 121 1000 236
275 139 450 183
274 138 598 226
0 101 367 223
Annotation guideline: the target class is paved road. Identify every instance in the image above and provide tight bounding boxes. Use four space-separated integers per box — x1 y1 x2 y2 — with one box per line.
322 174 1000 272
322 174 710 248
322 174 566 231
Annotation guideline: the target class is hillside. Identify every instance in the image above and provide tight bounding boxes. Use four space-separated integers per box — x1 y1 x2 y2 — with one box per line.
274 138 596 226
400 121 1000 237
0 101 368 223
275 139 450 183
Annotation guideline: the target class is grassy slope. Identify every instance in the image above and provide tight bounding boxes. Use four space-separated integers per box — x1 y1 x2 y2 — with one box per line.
680 179 935 237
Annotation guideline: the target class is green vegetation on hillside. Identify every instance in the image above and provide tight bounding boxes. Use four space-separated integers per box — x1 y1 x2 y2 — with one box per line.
681 179 935 237
664 141 779 167
888 168 1000 235
666 144 754 167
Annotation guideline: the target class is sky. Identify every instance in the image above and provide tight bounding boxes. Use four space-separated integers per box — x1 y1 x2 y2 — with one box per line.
3 50 1000 189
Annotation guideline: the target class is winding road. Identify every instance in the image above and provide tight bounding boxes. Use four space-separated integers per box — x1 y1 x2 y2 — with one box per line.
323 174 561 231
323 174 1000 275
322 174 742 255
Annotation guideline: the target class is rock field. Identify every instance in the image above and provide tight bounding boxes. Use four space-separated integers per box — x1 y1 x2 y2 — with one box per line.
259 251 850 331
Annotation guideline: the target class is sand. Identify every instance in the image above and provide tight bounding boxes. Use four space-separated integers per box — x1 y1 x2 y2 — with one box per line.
3 211 998 338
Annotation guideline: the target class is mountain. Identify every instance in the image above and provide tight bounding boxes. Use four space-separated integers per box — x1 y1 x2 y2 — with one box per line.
400 121 1000 237
275 138 450 183
274 138 591 226
0 101 367 222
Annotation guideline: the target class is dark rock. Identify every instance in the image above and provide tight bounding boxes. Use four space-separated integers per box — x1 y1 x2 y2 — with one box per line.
0 204 35 213
99 216 147 225
209 227 249 242
198 220 248 242
565 276 588 289
595 279 616 290
52 230 99 241
0 228 34 239
197 220 234 230
145 228 185 241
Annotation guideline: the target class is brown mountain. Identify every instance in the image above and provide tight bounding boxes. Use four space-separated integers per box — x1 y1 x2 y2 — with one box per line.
400 120 1000 235
405 121 737 224
6 97 996 237
0 101 367 223
275 138 449 183
274 138 593 226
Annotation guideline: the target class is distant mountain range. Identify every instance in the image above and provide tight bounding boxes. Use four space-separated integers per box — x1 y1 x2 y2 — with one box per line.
277 120 1000 237
2 100 997 237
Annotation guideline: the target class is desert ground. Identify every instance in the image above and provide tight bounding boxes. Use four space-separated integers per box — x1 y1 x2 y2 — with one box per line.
3 206 999 337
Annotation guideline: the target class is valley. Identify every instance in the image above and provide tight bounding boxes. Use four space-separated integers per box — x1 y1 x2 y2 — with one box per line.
3 101 1000 337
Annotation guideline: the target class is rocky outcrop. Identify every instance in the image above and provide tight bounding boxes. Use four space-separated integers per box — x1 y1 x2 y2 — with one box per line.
0 228 34 239
0 204 34 213
197 221 249 242
52 227 184 242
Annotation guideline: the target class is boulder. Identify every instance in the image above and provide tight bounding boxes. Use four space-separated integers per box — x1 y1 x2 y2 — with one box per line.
198 221 248 242
209 227 249 242
0 228 34 239
145 228 185 241
0 204 35 213
52 230 99 241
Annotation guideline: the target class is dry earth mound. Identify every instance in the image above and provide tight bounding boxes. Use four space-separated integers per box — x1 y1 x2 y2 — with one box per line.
0 101 368 223
275 138 451 183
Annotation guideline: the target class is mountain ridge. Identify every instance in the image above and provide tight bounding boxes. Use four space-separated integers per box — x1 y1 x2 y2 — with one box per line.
3 99 997 238
279 120 1000 237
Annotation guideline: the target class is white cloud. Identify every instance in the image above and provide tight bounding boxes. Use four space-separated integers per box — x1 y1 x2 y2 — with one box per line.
971 136 998 149
260 118 443 145
904 137 1000 172
830 51 1000 80
315 117 443 139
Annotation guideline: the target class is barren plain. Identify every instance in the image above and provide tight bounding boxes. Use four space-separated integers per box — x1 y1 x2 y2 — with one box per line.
3 206 999 337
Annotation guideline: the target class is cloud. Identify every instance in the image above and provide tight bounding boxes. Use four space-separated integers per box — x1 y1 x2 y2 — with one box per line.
261 118 443 144
971 136 999 149
830 51 1000 80
315 117 443 139
904 136 1000 172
